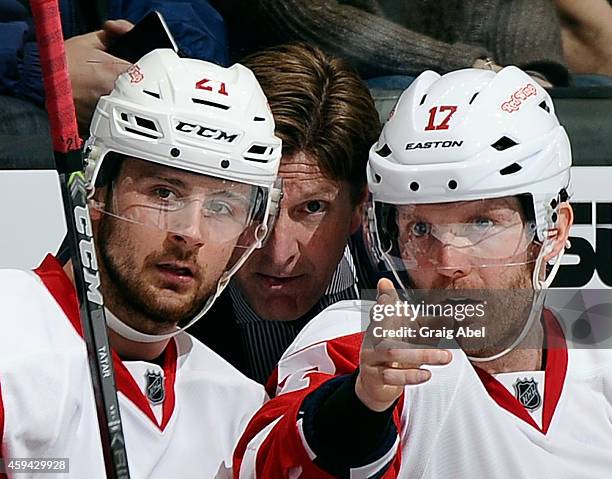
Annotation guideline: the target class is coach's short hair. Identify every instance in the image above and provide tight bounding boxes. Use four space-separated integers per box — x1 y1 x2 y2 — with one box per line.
241 42 380 204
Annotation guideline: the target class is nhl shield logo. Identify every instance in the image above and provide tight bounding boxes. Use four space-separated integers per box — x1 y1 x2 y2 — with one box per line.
145 369 165 405
513 378 541 411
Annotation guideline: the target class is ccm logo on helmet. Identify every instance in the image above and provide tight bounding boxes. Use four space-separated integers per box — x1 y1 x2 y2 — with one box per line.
406 140 464 150
175 121 240 143
501 83 537 113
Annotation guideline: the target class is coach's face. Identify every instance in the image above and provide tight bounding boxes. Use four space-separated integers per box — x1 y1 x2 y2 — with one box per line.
234 152 363 321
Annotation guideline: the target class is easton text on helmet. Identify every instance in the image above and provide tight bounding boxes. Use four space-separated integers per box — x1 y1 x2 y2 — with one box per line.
406 140 464 150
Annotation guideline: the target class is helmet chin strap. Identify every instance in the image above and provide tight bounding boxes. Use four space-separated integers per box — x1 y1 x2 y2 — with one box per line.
468 238 568 363
105 274 226 343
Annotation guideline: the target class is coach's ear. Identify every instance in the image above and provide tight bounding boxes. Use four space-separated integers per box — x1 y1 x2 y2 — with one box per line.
544 202 574 262
350 186 368 235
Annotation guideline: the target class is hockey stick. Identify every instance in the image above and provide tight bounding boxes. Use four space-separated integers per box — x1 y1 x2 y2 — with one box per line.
29 2 130 477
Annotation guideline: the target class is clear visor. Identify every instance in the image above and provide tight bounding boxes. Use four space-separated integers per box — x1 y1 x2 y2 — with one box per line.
370 196 541 275
91 158 271 250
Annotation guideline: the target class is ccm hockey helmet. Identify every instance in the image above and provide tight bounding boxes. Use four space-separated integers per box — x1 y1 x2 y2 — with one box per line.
84 49 282 342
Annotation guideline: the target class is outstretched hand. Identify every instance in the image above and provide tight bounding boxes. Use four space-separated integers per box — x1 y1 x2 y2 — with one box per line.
355 278 453 412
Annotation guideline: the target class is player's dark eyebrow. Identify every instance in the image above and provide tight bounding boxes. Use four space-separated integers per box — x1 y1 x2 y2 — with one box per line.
149 174 187 189
148 173 254 203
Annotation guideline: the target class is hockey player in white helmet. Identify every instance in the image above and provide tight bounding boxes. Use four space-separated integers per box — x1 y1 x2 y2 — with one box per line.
234 66 612 478
0 49 281 478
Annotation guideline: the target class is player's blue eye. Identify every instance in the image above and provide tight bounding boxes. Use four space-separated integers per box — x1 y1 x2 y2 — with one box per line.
473 217 493 229
204 200 232 216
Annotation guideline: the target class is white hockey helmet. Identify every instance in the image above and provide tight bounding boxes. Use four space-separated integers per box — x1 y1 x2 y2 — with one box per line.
368 66 570 244
365 66 573 361
84 49 282 342
86 48 280 189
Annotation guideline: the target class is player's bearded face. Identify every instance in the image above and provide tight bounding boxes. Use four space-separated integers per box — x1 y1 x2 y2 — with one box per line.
92 163 240 334
410 261 536 357
400 197 540 357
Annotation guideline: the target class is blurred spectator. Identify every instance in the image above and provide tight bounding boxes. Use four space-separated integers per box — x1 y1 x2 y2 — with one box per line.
556 0 612 77
192 43 380 385
0 0 227 163
65 20 134 134
211 0 569 87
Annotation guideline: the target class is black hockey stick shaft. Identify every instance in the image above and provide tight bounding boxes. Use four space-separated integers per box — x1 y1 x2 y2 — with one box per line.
29 2 130 477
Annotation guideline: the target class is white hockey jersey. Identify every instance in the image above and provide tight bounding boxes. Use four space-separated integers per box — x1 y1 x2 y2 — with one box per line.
0 255 266 478
235 299 612 478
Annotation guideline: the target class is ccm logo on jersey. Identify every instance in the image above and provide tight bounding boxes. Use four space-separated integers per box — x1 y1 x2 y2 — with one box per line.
501 83 537 113
175 121 240 143
406 140 464 150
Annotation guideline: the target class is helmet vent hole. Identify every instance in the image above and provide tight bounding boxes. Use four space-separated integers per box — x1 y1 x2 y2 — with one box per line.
143 90 160 99
491 136 518 151
118 112 162 140
469 92 479 105
410 181 420 191
448 179 458 190
244 144 271 163
135 116 158 132
192 98 230 110
247 144 268 155
373 173 382 183
539 101 550 113
124 127 158 140
499 163 522 176
253 116 266 122
376 144 392 157
419 95 427 105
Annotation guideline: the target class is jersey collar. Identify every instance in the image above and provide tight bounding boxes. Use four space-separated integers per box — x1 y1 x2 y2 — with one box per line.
34 254 178 431
473 309 567 434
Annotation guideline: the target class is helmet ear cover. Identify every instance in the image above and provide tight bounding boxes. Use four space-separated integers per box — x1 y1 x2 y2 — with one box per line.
377 203 398 251
517 193 536 226
93 151 125 188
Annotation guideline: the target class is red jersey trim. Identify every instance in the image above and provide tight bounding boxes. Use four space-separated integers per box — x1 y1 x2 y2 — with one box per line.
473 309 568 434
34 254 178 431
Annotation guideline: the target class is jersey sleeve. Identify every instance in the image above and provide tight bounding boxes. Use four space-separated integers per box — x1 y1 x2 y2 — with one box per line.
233 333 403 478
